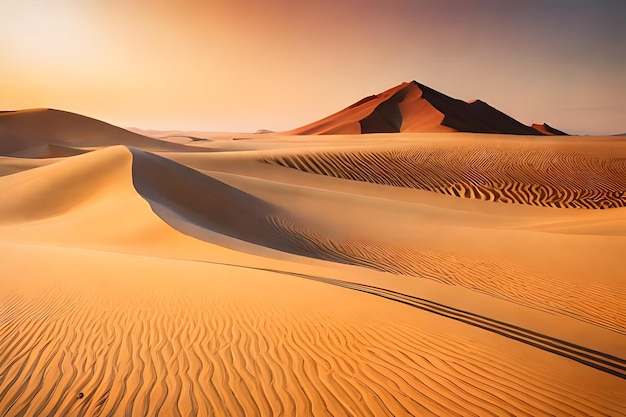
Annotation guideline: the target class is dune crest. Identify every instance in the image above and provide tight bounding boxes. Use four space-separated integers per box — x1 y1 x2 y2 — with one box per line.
0 145 134 223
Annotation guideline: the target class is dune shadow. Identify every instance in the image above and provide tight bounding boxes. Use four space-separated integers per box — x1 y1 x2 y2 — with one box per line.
129 148 288 248
359 86 407 133
416 82 540 135
129 148 343 260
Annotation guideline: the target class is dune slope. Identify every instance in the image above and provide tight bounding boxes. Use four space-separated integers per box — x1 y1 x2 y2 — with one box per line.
286 81 564 135
268 215 626 334
0 109 199 156
532 123 569 136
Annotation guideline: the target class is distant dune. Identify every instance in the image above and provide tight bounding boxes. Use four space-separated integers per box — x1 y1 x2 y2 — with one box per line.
286 81 567 135
129 127 260 143
9 143 89 158
0 109 199 156
1 108 625 416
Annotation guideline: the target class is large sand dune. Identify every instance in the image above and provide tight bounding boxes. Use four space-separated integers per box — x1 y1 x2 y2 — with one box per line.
286 81 567 136
1 111 625 415
0 109 200 156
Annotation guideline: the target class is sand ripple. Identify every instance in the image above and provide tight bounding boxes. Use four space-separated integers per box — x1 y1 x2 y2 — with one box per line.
265 145 626 208
268 215 626 335
1 270 624 416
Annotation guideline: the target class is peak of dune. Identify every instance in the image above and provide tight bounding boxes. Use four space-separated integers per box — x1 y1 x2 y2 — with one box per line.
286 81 562 136
0 145 134 223
0 108 198 157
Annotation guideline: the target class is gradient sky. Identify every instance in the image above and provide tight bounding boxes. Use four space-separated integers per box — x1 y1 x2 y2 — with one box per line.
1 0 624 135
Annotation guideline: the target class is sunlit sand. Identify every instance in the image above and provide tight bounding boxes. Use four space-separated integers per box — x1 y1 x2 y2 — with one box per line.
1 106 625 415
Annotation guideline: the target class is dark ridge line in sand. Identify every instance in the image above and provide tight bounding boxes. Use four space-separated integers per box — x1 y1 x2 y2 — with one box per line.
195 260 626 380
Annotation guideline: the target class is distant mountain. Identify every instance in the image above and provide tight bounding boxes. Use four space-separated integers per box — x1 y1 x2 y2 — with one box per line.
285 81 567 136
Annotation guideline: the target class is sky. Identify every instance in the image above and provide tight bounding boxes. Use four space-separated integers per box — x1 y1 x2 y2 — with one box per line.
1 0 624 135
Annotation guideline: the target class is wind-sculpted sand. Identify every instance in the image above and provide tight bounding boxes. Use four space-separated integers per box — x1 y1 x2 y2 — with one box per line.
1 110 625 415
268 215 626 335
265 144 626 208
1 246 624 417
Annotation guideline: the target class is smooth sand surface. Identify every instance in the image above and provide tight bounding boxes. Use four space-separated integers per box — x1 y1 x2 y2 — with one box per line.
0 109 201 156
1 111 625 416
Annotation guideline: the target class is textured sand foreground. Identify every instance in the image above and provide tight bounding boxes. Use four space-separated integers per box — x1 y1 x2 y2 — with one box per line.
1 110 625 415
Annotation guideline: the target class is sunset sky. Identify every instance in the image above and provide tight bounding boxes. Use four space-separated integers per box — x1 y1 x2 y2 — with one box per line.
1 0 624 135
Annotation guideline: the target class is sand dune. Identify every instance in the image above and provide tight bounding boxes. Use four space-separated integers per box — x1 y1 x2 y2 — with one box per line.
8 143 89 159
1 111 625 415
129 147 285 248
285 82 450 135
0 145 140 225
0 156 57 177
286 81 565 135
0 109 199 156
265 143 626 208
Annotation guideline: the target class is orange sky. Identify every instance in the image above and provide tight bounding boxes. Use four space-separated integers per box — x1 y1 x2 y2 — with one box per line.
1 0 624 134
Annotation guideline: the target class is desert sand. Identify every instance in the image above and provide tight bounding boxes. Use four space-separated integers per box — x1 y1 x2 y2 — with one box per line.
1 108 625 416
285 82 567 136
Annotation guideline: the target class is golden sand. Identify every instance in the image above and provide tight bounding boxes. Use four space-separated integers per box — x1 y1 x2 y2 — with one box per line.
1 110 624 415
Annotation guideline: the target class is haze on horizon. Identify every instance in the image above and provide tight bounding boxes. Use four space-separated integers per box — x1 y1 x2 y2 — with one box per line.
1 0 624 135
